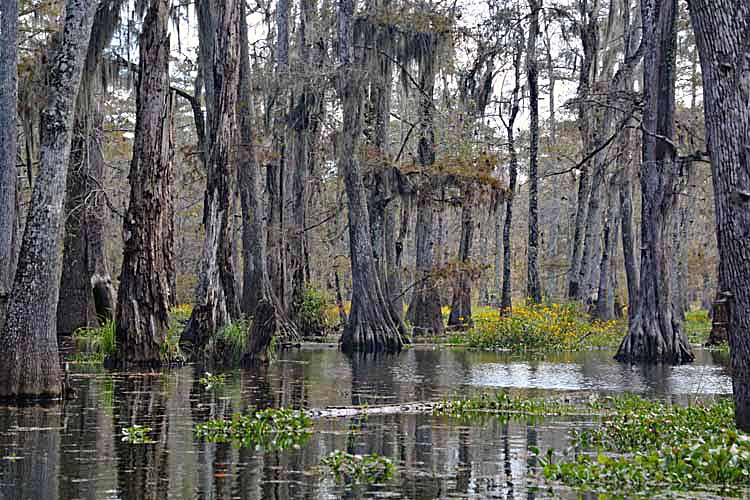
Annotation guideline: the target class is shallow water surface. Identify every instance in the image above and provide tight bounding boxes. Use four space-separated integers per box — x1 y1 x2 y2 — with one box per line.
0 346 734 499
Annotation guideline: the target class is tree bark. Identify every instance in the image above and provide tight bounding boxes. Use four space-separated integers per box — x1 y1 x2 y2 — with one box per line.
526 0 542 303
0 0 98 398
57 0 125 334
0 0 18 326
336 0 404 353
567 0 599 300
501 28 524 313
688 0 750 430
448 190 474 328
111 0 173 368
181 0 241 352
406 36 443 335
615 0 693 365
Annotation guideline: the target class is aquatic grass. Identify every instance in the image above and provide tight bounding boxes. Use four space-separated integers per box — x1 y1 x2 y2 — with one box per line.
163 303 192 363
195 407 312 451
298 286 331 336
215 318 251 364
321 450 396 484
72 319 117 363
121 424 155 444
449 303 623 352
541 396 750 496
684 309 713 344
198 372 226 390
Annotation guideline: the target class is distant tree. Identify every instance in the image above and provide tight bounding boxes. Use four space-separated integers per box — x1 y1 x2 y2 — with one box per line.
526 0 542 303
180 0 241 351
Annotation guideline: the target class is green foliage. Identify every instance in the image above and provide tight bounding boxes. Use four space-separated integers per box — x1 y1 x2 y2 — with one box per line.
452 303 622 352
541 396 750 496
321 450 396 484
121 425 155 444
195 407 312 451
72 319 116 363
297 286 330 336
198 372 226 390
215 319 251 364
684 309 712 344
164 304 192 363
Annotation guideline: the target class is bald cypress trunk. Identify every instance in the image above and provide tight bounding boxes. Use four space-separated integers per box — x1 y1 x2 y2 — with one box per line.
448 190 474 328
689 0 750 430
0 0 18 326
57 0 125 334
111 0 173 368
337 0 404 353
406 37 444 336
500 29 523 313
181 0 241 351
526 0 542 303
615 0 693 365
567 0 598 300
0 0 98 398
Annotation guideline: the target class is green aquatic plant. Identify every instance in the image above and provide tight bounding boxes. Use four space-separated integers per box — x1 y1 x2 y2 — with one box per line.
433 391 603 420
121 424 155 444
298 286 331 336
72 319 117 363
321 450 396 484
540 397 750 496
199 372 226 390
684 309 713 344
195 407 312 451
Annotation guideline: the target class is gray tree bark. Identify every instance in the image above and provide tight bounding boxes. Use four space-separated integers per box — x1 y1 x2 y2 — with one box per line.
0 0 99 398
688 0 750 430
526 0 542 303
406 35 444 335
615 0 693 364
57 0 125 334
567 0 599 299
111 0 173 368
501 28 524 312
337 0 404 353
181 0 241 351
0 0 18 326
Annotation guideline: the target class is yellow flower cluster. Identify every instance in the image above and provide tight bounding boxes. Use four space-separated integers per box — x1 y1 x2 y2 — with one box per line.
459 303 623 352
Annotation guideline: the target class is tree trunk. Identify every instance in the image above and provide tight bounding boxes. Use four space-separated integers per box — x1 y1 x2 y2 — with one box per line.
336 0 404 353
237 0 298 349
406 37 443 336
0 0 98 398
0 0 18 326
688 0 750 430
448 190 474 329
266 0 290 308
526 0 542 303
501 28 524 313
181 0 241 352
567 0 598 300
594 173 620 320
615 0 693 365
111 0 173 368
57 0 124 334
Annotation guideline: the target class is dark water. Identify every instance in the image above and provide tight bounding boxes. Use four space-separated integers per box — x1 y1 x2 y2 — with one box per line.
0 346 735 500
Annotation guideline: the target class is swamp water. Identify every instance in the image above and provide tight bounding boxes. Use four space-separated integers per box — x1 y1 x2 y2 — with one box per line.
0 346 736 499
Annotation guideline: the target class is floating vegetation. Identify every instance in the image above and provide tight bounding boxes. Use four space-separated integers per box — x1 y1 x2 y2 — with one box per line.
195 408 312 451
448 303 623 353
684 309 714 345
121 425 155 444
71 319 117 363
198 372 226 390
540 396 750 496
321 450 396 484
